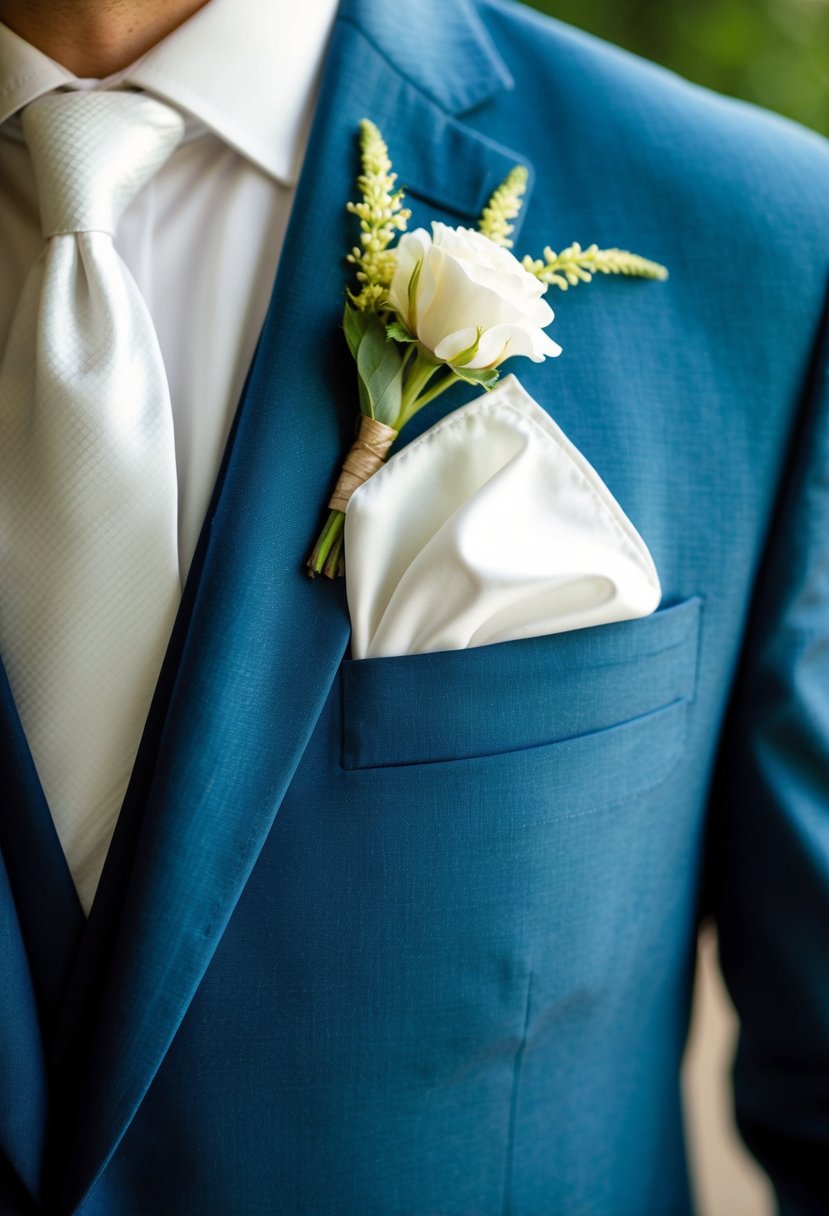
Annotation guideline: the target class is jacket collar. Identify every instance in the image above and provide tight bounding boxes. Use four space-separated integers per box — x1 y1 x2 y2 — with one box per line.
336 0 514 115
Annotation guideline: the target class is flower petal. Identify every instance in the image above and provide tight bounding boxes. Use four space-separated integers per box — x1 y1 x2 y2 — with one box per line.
434 328 480 364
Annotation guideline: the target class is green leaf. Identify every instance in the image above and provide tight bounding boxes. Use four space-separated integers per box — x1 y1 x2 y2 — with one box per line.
357 313 404 423
453 366 500 392
343 303 372 361
386 319 416 344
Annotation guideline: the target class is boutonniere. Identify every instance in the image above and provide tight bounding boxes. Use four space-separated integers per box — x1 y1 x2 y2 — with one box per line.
307 120 668 579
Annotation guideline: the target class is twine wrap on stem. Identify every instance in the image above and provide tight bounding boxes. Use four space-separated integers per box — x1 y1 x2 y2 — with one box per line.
328 415 398 512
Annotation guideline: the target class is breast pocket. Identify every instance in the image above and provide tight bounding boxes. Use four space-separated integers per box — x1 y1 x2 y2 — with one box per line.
339 597 701 813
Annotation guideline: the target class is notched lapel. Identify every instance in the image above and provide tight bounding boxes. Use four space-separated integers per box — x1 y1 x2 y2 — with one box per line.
57 4 534 1210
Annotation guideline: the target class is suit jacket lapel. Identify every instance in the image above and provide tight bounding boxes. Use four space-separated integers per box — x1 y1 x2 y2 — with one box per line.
0 667 84 1026
0 667 81 1206
0 849 50 1206
57 2 531 1209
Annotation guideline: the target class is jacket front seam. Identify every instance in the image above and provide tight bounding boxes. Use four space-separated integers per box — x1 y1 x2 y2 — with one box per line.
503 968 534 1216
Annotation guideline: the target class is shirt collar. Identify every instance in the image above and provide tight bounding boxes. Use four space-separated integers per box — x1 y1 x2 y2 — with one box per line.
0 0 340 184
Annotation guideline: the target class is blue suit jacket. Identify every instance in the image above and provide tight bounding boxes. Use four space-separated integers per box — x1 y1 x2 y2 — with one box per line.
2 0 829 1212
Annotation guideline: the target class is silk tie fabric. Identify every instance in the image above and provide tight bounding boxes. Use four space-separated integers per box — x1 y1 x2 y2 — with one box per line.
0 92 185 913
344 375 661 659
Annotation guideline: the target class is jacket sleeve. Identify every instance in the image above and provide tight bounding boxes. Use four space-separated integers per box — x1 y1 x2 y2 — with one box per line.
709 281 829 1216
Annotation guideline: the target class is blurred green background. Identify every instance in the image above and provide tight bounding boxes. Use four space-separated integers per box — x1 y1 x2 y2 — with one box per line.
521 0 829 136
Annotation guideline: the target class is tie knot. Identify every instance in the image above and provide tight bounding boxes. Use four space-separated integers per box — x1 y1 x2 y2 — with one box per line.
22 91 185 239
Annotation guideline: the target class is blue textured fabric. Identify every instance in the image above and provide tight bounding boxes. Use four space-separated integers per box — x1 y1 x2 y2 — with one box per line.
1 0 829 1212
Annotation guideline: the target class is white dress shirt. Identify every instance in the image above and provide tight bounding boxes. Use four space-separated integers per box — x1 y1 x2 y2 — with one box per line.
0 0 339 906
0 0 340 579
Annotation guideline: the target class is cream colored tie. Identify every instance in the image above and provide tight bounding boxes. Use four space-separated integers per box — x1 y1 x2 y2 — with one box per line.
0 91 185 913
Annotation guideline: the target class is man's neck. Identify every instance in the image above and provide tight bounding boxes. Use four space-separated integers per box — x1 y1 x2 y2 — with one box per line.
0 0 210 77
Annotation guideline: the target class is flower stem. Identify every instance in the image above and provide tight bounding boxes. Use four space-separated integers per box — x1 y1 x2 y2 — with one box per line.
323 526 345 579
405 370 462 414
395 347 440 428
306 508 345 578
400 343 417 376
306 357 463 579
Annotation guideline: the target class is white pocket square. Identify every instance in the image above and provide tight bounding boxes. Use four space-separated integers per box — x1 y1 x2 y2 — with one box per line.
344 374 661 660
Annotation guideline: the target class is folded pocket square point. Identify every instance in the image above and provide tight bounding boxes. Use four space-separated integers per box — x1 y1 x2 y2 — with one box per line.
345 375 661 659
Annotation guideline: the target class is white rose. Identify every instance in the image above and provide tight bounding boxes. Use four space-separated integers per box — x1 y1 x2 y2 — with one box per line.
388 222 562 369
